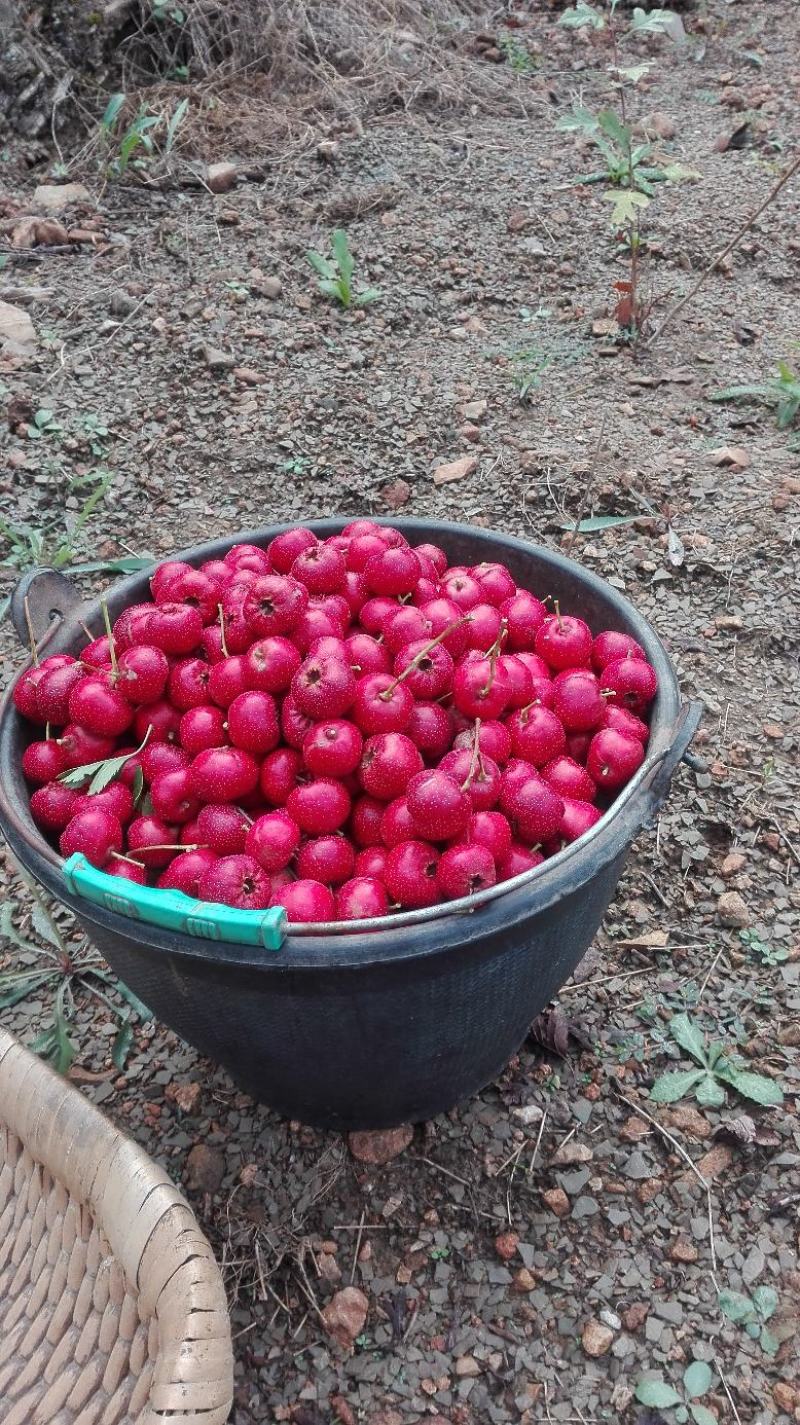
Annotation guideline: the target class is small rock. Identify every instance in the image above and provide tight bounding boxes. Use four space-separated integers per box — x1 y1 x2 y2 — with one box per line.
620 1116 650 1143
513 1268 536 1293
240 1163 258 1187
461 399 487 422
165 1081 201 1114
693 1140 730 1185
33 182 91 212
454 1356 481 1377
550 1141 593 1166
185 1143 225 1192
639 111 677 139
233 366 267 385
202 344 236 372
662 1105 712 1140
348 1126 413 1165
495 1231 519 1262
581 1320 613 1357
591 318 618 338
318 1252 342 1283
380 478 411 510
622 1150 652 1180
717 891 750 927
151 316 167 334
322 1287 369 1351
433 455 478 486
206 162 238 193
774 1384 797 1412
623 1302 650 1332
317 139 340 163
542 1187 570 1218
0 301 38 357
670 1236 699 1263
721 852 746 878
600 1309 622 1331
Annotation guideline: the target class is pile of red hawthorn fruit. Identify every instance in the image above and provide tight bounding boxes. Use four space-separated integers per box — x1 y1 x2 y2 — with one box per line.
15 522 657 925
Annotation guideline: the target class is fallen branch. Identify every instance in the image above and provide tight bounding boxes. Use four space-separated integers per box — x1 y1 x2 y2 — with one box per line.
644 150 800 350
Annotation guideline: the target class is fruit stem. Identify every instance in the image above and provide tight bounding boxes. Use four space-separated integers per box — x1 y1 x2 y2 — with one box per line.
100 600 118 677
110 852 147 867
137 843 207 853
23 594 39 666
479 645 500 699
379 617 467 700
554 599 563 632
217 603 229 658
460 718 482 792
486 617 509 661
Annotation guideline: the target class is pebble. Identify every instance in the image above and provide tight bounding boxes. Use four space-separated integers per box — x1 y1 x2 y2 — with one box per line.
454 1355 481 1377
33 182 91 211
623 1150 652 1179
721 851 747 877
600 1309 622 1331
581 1320 614 1357
348 1126 413 1165
542 1187 570 1217
185 1143 225 1192
206 161 238 193
718 890 750 927
322 1287 368 1351
202 344 235 372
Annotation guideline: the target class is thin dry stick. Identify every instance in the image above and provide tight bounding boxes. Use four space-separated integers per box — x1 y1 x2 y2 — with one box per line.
528 1108 548 1175
419 1156 472 1187
350 1208 366 1285
615 1091 719 1281
698 944 727 1000
563 408 608 556
718 1365 743 1425
644 150 800 349
23 595 39 665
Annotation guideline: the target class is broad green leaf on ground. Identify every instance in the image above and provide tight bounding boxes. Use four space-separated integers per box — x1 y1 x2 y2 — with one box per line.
752 1286 778 1320
695 1074 726 1108
650 1068 706 1103
718 1066 784 1107
718 1289 755 1324
635 1380 682 1409
683 1362 713 1398
690 1406 718 1425
112 1018 134 1070
669 1013 707 1064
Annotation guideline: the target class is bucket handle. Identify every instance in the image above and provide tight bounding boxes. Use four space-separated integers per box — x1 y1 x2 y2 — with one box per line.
644 699 704 814
10 567 84 652
62 853 287 950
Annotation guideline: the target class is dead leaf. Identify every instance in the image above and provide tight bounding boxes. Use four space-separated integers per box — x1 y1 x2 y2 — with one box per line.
667 526 685 567
618 930 669 949
530 1006 593 1056
714 1114 781 1148
321 1287 369 1351
0 300 38 357
591 317 618 338
433 455 478 486
709 445 750 469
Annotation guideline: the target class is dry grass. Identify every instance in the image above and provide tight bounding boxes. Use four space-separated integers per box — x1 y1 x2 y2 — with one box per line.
103 0 532 155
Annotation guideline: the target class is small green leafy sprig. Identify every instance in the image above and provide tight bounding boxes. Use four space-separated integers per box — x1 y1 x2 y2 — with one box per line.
305 229 380 309
650 1013 784 1109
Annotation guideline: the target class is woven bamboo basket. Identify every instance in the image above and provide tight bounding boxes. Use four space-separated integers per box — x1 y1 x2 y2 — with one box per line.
0 1027 233 1425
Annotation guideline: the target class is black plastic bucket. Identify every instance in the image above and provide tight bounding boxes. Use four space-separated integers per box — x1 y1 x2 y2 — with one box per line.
0 520 700 1129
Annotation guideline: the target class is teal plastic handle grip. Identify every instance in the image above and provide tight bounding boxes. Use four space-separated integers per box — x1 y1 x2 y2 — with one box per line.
62 853 287 950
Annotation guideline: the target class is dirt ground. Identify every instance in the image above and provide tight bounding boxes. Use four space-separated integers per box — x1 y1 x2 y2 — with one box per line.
1 1 799 1421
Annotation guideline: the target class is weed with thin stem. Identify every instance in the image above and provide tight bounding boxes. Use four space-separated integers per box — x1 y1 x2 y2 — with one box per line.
305 229 380 310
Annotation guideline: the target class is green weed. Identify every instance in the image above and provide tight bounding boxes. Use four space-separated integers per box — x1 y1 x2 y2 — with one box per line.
0 883 151 1075
712 360 800 430
650 1012 784 1109
305 229 380 310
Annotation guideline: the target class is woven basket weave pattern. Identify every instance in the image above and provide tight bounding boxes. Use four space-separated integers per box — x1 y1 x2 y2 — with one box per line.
0 1029 232 1424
